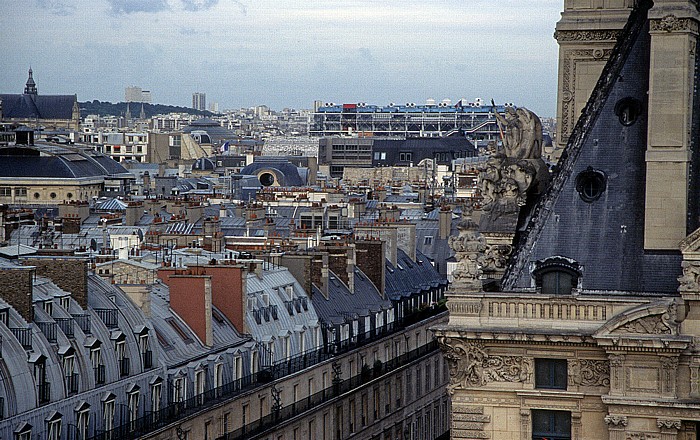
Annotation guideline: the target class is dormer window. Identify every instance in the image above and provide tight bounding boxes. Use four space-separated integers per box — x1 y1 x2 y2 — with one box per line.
532 257 581 295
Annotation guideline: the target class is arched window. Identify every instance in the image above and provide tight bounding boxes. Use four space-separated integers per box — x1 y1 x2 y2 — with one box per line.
532 257 581 295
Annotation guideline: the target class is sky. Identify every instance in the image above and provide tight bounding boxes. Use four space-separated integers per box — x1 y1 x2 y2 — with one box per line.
1 0 563 116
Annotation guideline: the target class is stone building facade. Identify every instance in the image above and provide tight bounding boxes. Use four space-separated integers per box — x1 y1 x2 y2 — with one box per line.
436 1 700 439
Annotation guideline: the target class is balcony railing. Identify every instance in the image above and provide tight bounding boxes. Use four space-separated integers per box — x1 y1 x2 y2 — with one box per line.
94 365 106 384
73 313 91 334
38 381 51 404
119 357 130 376
37 321 57 342
10 327 32 349
95 309 119 329
56 317 74 338
85 307 446 440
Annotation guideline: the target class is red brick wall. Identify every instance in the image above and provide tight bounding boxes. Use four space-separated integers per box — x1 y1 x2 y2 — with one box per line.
167 275 210 345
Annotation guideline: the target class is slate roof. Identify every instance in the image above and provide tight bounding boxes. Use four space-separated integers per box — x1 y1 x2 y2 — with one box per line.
0 144 130 179
385 249 447 301
502 3 682 294
0 94 76 120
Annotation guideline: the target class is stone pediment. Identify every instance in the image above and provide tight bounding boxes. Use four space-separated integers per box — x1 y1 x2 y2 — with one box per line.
679 226 700 255
593 299 685 340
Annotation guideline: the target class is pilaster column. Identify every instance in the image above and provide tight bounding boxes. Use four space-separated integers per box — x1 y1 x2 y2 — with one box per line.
657 419 682 440
644 0 700 249
604 415 628 440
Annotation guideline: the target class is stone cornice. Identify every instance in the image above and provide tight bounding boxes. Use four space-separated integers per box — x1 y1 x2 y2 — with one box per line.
554 29 623 41
432 327 597 346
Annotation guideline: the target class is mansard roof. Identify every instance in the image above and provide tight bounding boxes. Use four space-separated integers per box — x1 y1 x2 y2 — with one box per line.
503 1 682 294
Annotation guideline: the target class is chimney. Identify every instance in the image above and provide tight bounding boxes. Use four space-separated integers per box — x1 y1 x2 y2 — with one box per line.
439 207 452 240
279 254 313 296
355 240 385 298
324 245 355 293
311 253 330 299
219 203 227 218
186 203 204 224
202 218 223 252
167 273 214 346
0 265 35 322
21 257 89 309
125 201 143 227
120 285 151 317
142 171 151 191
198 265 246 334
308 156 318 185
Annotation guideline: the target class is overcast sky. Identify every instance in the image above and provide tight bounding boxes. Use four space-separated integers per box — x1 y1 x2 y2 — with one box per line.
1 0 563 116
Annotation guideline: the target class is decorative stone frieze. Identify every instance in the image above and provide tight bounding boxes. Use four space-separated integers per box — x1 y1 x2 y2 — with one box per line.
569 359 610 387
554 30 622 41
438 338 531 392
626 433 661 440
604 415 628 427
649 14 699 33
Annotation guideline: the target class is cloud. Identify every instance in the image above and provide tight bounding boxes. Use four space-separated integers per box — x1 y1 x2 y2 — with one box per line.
106 0 169 15
180 0 218 12
35 0 77 16
178 26 211 36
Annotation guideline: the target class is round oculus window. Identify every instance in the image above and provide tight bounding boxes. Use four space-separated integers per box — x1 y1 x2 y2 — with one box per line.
575 166 607 203
259 172 275 187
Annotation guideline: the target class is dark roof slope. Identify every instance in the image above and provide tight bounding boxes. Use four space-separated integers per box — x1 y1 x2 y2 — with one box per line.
503 1 680 294
0 94 76 120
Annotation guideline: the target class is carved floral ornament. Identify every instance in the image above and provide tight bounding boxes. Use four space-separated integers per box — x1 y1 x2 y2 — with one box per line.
437 337 531 393
604 415 628 427
656 419 682 430
649 14 699 33
554 30 622 41
568 359 610 387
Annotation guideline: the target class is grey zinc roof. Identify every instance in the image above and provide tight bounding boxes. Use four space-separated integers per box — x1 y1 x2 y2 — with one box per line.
244 267 320 361
310 267 391 326
385 249 447 301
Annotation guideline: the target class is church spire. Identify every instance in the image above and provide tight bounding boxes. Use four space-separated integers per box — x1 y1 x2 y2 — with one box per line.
139 103 146 119
125 103 132 120
24 67 37 95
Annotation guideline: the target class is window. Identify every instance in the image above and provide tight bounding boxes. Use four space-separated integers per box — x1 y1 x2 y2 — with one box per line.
15 187 27 197
63 353 78 394
173 377 186 404
47 413 62 440
76 406 90 440
33 192 40 199
0 308 9 327
151 380 162 422
90 344 104 384
531 410 571 440
103 398 115 434
535 359 568 390
0 187 10 197
532 257 581 295
399 152 412 162
575 166 606 203
424 236 433 245
614 97 642 126
14 423 32 440
115 339 129 376
139 333 152 369
195 369 206 405
214 363 224 397
128 389 139 430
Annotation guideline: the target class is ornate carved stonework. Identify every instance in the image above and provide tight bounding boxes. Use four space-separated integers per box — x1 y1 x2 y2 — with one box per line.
569 359 610 387
678 260 700 293
656 419 682 430
554 30 622 41
626 433 661 440
448 209 486 290
559 48 614 142
438 337 531 392
612 309 680 335
649 14 699 33
604 415 628 427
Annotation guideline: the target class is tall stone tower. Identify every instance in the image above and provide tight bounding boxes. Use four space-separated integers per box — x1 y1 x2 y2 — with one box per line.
554 0 635 154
